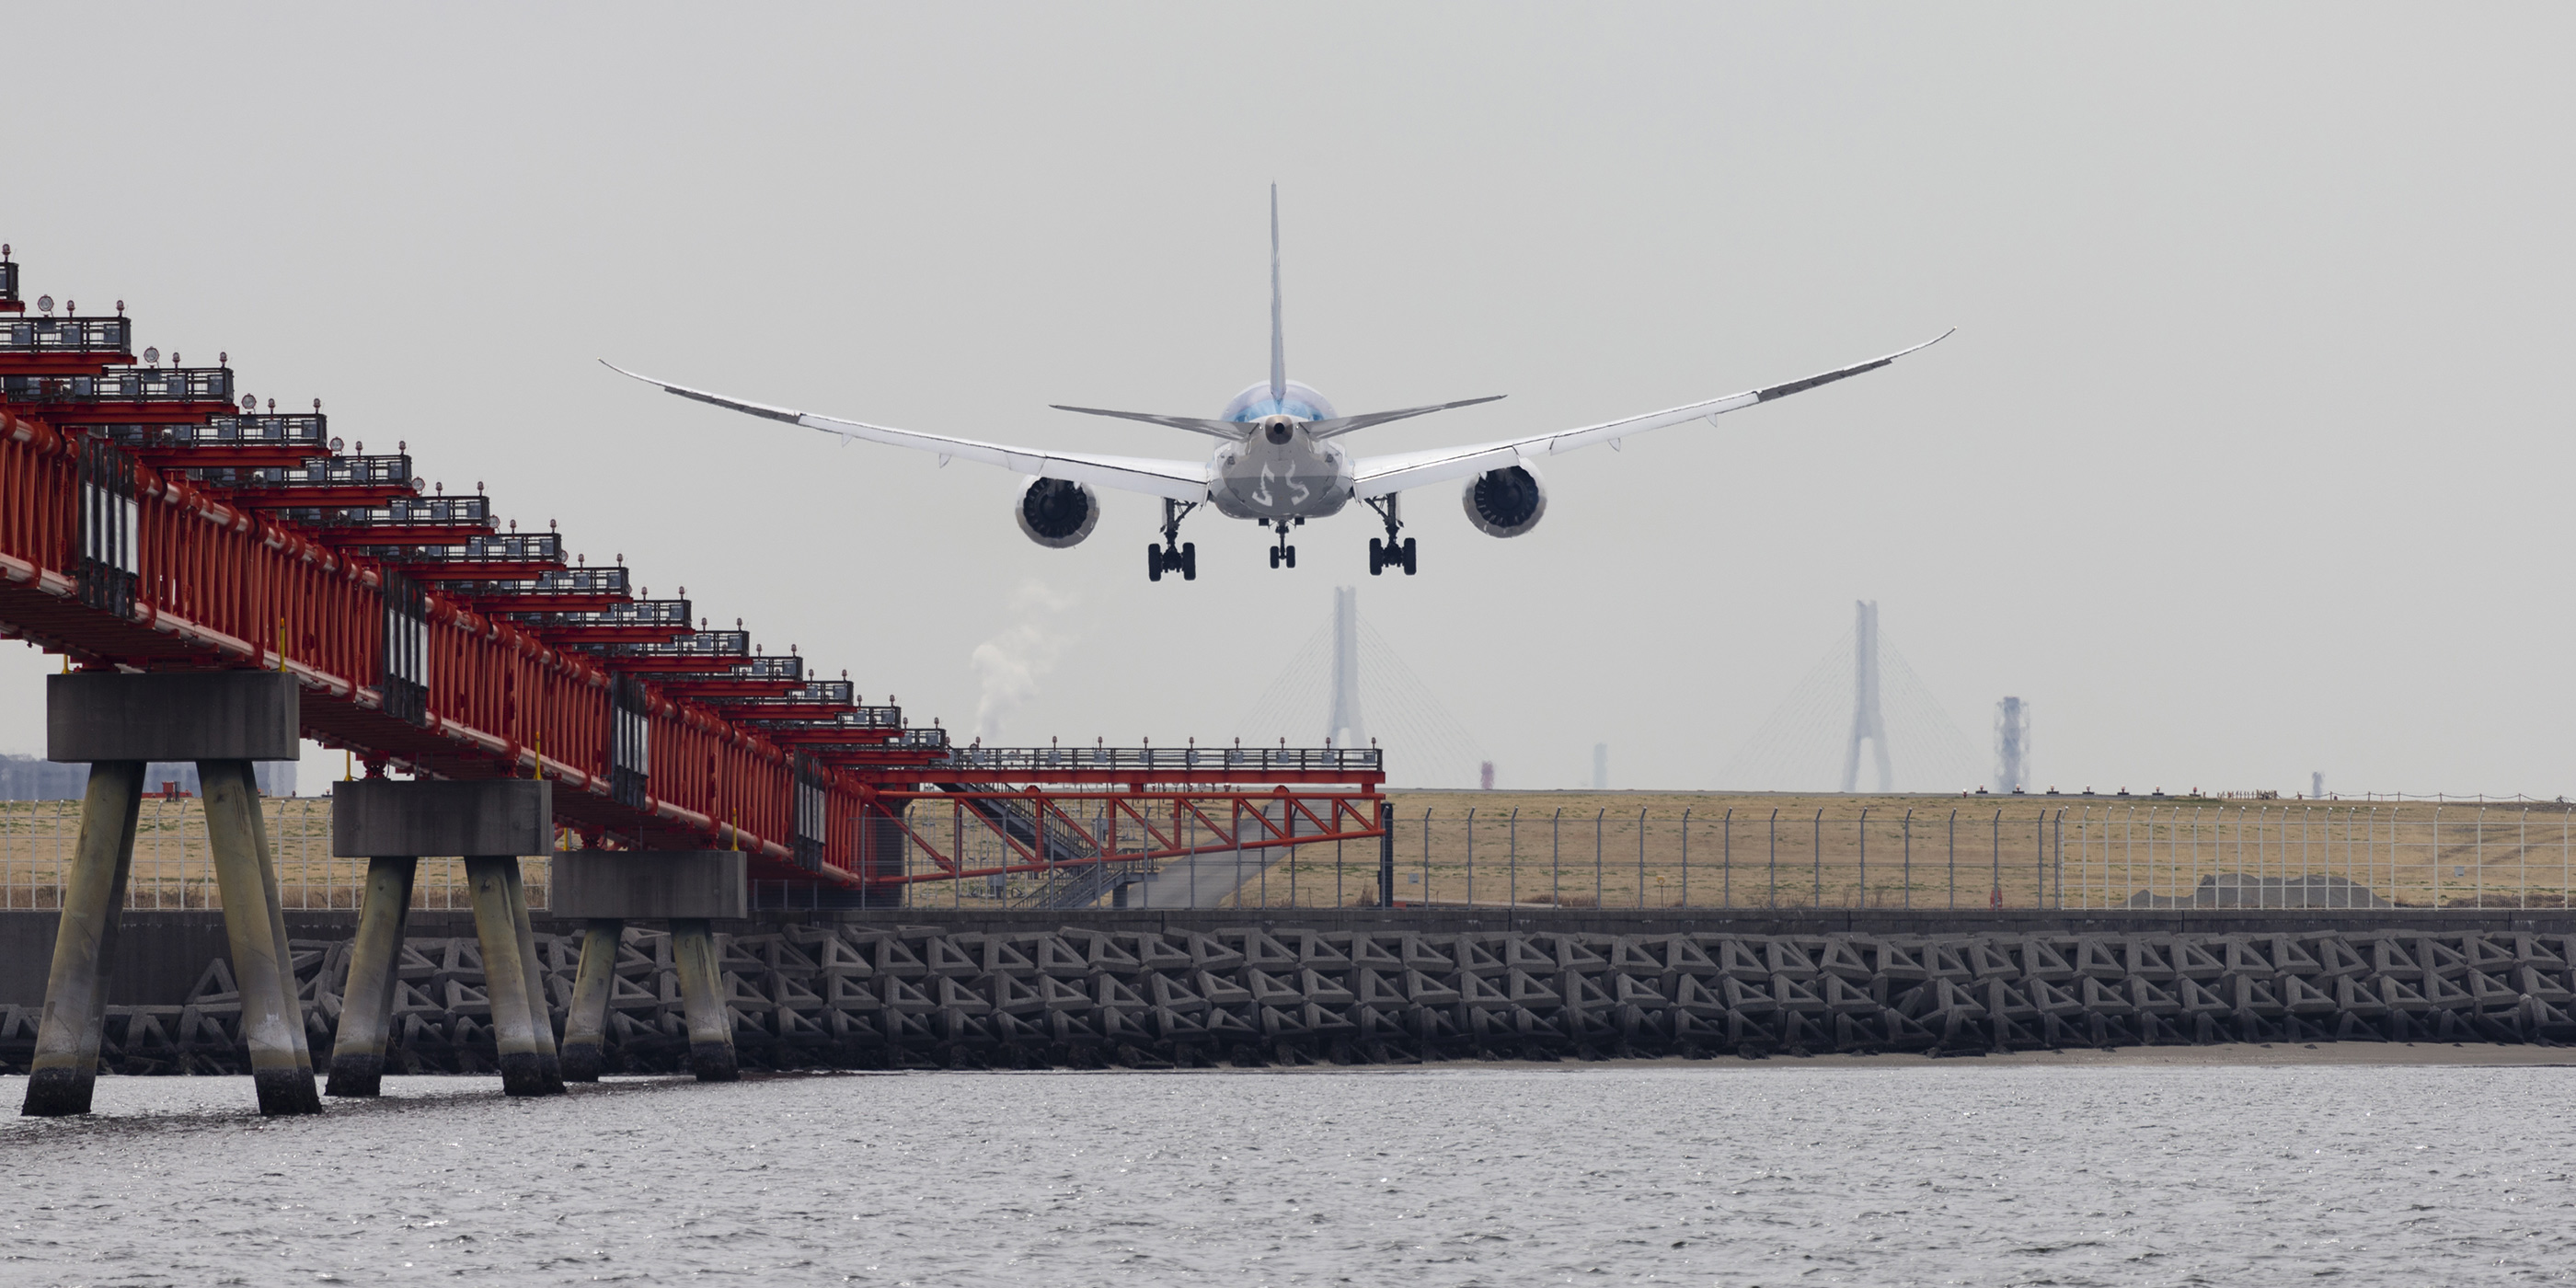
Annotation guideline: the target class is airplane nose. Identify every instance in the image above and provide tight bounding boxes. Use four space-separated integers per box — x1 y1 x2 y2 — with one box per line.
1266 421 1292 444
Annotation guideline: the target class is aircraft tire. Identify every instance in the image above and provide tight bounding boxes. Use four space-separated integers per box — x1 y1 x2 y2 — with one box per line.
1368 537 1384 576
1269 547 1280 569
1180 543 1197 581
1401 538 1418 576
1284 546 1296 569
1147 544 1164 582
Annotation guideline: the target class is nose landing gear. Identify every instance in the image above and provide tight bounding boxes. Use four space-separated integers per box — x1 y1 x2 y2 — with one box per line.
1148 498 1198 582
1362 494 1417 576
1267 518 1299 569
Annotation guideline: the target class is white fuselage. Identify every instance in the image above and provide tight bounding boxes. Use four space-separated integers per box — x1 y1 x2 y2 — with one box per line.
1204 378 1354 522
1209 415 1355 521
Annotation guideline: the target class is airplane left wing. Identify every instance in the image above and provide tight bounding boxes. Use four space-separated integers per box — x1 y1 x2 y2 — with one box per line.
1349 331 1949 497
604 362 1213 501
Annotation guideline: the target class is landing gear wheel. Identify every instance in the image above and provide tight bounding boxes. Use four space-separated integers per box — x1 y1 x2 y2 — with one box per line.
1283 545 1296 569
1269 547 1281 569
1400 537 1418 576
1148 543 1165 582
1368 537 1385 576
1179 542 1197 581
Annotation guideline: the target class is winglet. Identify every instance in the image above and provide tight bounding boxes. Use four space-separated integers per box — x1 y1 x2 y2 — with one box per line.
1269 183 1286 406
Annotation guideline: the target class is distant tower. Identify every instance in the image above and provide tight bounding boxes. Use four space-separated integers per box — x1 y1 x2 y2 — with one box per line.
1842 601 1893 792
1994 696 2030 793
2312 771 2324 799
1593 743 1608 790
1327 586 1366 749
1479 761 1495 790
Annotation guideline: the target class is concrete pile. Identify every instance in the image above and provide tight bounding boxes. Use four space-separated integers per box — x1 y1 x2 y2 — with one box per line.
13 926 2576 1074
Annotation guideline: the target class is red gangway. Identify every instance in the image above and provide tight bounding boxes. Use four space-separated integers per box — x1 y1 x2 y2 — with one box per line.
0 250 1384 903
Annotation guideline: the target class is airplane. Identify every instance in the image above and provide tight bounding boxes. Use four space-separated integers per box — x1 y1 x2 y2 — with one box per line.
606 187 1948 582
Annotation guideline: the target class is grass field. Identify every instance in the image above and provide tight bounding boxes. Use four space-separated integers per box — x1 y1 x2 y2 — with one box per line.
5 791 2565 913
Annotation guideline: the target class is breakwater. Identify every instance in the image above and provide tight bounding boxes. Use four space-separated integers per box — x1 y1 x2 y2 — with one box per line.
9 915 2576 1074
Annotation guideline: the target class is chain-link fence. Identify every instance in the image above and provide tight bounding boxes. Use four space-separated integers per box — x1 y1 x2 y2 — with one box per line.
886 795 2576 911
6 793 2565 913
0 798 549 911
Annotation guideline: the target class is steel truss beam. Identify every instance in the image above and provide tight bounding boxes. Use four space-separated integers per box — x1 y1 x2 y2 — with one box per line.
871 788 1384 885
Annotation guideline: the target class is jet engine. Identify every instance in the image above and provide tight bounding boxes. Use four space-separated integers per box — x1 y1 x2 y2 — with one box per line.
1015 477 1100 548
1461 464 1546 537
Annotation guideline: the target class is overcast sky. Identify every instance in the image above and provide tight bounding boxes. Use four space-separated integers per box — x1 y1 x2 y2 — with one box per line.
6 6 2572 796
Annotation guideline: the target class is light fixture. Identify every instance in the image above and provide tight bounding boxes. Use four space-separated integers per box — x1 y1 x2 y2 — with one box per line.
143 347 158 364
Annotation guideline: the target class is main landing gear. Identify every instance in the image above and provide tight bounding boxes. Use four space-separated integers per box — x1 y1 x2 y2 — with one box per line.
1363 494 1417 576
1267 518 1302 570
1148 498 1197 582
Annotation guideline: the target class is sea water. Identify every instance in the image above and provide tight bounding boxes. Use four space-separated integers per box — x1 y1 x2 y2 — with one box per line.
6 1060 2574 1285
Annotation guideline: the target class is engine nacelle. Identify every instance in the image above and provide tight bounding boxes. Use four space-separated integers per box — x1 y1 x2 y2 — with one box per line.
1461 464 1546 537
1015 477 1099 548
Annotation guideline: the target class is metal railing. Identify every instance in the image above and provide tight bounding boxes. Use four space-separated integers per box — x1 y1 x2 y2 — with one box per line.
6 365 227 402
1 316 132 355
936 744 1384 775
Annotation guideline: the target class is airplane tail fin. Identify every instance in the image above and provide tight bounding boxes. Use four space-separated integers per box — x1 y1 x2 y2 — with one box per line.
1269 183 1286 405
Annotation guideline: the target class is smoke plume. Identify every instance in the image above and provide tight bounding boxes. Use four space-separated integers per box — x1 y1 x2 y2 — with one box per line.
971 581 1075 740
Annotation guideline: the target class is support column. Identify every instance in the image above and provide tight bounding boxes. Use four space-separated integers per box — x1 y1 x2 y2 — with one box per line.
465 856 564 1097
201 758 322 1115
236 770 320 1098
559 919 623 1082
499 857 564 1086
670 918 739 1082
326 857 417 1097
331 776 556 1098
21 760 144 1117
42 671 306 1116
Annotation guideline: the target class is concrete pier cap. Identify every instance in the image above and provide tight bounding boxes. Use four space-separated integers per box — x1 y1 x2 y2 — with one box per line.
46 671 300 763
332 779 553 858
551 851 748 920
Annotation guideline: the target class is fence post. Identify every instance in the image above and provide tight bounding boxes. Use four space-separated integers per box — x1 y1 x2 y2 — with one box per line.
1903 808 1913 911
1768 808 1779 909
1637 807 1648 909
1551 808 1562 907
1947 809 1956 909
1376 800 1395 908
1721 808 1732 908
1420 807 1432 905
1988 809 2001 909
1593 808 1604 908
1680 808 1691 907
1857 808 1869 910
1509 807 1520 908
1466 807 1477 909
1811 808 1823 909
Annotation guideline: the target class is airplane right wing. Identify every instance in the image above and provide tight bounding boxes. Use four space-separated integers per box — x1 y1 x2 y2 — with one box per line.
1350 331 1949 497
604 362 1213 501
